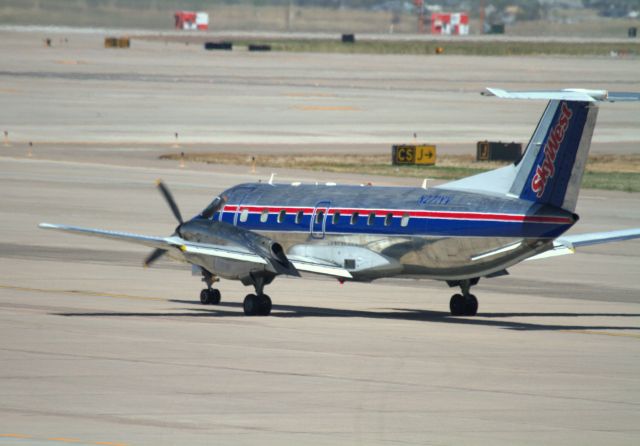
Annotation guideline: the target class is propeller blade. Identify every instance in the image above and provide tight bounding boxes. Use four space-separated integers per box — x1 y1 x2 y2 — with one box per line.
200 195 227 219
144 248 167 267
156 180 183 224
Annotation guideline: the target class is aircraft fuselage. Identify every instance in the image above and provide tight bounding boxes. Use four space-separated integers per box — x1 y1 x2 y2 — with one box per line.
180 183 577 283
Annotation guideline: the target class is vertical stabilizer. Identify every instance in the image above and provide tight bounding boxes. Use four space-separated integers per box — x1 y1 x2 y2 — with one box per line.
510 100 597 211
439 89 605 213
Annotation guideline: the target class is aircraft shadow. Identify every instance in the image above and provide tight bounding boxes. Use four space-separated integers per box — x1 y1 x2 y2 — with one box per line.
55 300 640 332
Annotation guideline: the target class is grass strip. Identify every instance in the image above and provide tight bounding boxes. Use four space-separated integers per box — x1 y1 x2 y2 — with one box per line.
233 39 640 57
161 153 640 192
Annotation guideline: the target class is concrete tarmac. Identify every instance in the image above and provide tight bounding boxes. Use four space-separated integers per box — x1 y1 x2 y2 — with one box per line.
1 30 640 153
1 30 640 446
1 157 640 446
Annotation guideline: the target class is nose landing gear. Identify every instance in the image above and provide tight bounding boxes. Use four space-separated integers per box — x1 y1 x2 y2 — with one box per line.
200 269 221 305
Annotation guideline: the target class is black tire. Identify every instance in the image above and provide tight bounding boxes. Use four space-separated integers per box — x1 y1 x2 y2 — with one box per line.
258 294 272 316
200 289 211 305
243 294 259 316
464 294 478 316
449 293 465 316
209 289 221 305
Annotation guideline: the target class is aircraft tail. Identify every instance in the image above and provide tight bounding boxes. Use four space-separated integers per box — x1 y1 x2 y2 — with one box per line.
440 88 640 212
509 98 596 212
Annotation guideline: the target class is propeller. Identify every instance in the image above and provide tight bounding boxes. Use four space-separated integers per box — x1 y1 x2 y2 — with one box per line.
144 180 185 268
156 179 183 225
145 181 227 268
144 247 167 268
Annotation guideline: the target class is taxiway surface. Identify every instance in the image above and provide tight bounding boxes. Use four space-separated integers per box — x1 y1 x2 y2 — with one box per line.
1 157 640 446
1 29 640 446
1 29 640 152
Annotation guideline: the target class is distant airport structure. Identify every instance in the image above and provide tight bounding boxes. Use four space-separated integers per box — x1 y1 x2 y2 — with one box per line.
174 11 209 31
431 12 469 35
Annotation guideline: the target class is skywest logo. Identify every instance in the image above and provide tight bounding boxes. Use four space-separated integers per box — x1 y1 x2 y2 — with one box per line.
531 103 573 197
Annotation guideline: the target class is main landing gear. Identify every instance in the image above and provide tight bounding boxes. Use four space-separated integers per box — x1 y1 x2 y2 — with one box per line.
243 273 272 316
243 294 272 316
448 278 479 316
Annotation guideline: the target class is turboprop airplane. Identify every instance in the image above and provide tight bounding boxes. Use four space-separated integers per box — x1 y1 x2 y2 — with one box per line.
40 88 640 316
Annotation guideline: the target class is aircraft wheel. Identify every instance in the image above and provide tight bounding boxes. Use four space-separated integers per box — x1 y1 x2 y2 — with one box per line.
200 289 211 305
209 289 221 305
449 293 465 316
201 289 221 305
244 294 259 316
465 294 478 316
258 294 272 316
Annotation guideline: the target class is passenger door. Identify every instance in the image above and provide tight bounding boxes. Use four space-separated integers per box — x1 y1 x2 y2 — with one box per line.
310 201 330 239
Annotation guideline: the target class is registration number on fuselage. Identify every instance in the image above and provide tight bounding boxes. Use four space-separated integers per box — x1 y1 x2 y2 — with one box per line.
418 194 451 206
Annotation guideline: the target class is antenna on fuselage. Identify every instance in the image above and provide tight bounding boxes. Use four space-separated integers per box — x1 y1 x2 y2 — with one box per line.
421 178 429 189
268 173 275 185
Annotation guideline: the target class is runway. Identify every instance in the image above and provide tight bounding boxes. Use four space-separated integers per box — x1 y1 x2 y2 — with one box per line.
1 30 640 445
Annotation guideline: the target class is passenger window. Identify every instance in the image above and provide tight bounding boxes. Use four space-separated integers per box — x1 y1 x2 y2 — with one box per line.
367 213 375 226
277 210 286 223
315 210 324 224
384 213 393 226
295 211 303 224
239 208 249 223
400 213 410 227
260 209 269 223
350 212 359 225
332 211 340 225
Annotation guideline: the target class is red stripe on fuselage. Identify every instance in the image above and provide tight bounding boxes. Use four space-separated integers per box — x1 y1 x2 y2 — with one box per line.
218 205 572 225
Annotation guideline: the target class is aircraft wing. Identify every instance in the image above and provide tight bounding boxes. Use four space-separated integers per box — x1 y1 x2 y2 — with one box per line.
526 228 640 261
39 223 170 250
39 223 352 278
39 223 267 264
287 255 353 279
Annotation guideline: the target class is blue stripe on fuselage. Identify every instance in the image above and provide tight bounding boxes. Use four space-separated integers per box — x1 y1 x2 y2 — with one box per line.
212 209 571 239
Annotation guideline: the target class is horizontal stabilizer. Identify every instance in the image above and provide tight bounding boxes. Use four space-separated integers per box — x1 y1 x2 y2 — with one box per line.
559 227 640 248
483 88 640 103
526 228 640 261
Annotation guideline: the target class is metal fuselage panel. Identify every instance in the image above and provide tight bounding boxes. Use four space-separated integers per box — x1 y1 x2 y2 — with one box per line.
185 183 576 281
